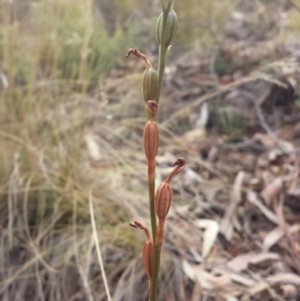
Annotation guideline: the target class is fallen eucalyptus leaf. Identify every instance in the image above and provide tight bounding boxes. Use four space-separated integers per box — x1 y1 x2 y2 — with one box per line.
195 219 219 258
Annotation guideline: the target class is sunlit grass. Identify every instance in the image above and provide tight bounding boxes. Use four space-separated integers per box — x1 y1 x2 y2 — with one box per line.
0 0 140 296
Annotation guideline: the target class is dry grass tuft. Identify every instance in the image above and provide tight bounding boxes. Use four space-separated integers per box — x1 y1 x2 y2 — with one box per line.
0 1 147 299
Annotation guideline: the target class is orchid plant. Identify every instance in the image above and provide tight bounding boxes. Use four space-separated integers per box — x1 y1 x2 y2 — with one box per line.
125 1 185 300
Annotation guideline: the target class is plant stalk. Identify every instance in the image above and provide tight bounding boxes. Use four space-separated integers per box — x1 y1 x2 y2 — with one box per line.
154 38 167 105
150 6 170 301
148 169 157 241
149 244 161 301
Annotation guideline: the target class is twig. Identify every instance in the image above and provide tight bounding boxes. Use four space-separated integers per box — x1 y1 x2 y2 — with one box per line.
275 195 300 262
237 89 290 155
161 74 288 127
89 192 112 301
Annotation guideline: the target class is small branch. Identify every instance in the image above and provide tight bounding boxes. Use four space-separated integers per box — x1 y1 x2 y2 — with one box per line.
238 90 289 155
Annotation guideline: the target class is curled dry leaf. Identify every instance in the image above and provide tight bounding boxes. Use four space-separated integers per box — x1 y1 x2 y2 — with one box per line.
182 260 230 291
253 133 294 152
214 268 255 287
253 133 275 147
220 171 244 241
195 269 230 291
213 263 257 287
226 252 279 272
274 198 286 230
195 219 219 259
240 273 300 301
247 190 278 225
280 284 298 300
182 259 196 282
224 296 238 301
263 224 300 251
260 177 283 205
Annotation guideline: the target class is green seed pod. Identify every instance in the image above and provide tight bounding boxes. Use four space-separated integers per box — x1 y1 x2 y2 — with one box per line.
156 10 178 47
143 67 158 102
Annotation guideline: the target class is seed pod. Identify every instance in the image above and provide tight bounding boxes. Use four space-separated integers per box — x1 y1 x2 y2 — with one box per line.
155 181 172 220
143 121 159 159
143 67 158 102
143 101 159 160
155 158 186 220
156 10 178 47
142 240 153 283
130 221 153 294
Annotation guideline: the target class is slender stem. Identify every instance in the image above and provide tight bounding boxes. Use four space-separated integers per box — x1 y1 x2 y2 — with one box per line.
148 171 157 240
150 244 161 301
160 0 166 12
154 46 166 105
149 7 170 301
154 47 167 105
154 10 168 105
149 2 177 299
148 162 159 301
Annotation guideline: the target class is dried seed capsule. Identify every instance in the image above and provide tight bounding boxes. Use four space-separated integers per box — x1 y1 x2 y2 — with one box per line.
129 221 153 294
143 121 159 159
143 101 159 160
143 240 153 291
156 10 178 48
155 181 172 220
155 158 186 220
143 67 158 102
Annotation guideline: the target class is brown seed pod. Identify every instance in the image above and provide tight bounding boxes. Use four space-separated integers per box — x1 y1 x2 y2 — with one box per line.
129 221 153 294
155 181 172 220
143 101 159 160
143 122 159 159
143 240 153 286
155 158 186 220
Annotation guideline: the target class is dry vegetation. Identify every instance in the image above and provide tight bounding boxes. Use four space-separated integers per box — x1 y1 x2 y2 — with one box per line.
0 0 300 300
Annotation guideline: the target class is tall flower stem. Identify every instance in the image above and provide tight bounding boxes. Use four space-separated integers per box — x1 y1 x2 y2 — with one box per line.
148 161 157 241
150 2 176 300
154 18 167 105
125 2 179 301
